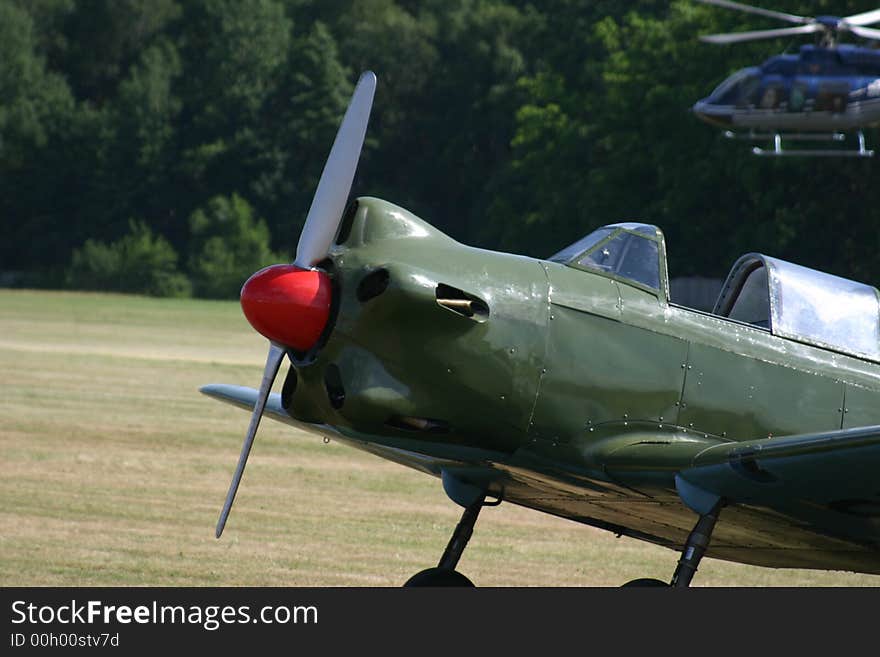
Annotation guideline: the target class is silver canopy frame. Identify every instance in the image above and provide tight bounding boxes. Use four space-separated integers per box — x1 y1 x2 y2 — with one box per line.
714 253 880 361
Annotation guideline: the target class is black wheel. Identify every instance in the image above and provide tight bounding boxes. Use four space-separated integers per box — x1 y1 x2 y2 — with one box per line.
621 578 669 587
403 567 475 587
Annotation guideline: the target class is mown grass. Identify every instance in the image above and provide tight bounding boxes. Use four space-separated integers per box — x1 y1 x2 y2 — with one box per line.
1 289 877 586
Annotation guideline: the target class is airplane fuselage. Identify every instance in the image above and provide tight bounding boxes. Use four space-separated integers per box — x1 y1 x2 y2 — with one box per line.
269 197 880 573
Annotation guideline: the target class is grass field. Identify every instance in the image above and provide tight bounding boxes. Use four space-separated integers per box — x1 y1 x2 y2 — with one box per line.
1 289 878 586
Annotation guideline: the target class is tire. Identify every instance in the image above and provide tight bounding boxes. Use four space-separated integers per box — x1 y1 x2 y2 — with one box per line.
621 578 669 587
403 567 475 587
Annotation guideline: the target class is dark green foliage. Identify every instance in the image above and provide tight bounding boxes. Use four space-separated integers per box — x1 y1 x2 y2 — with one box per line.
4 0 880 296
67 220 191 297
0 1 73 160
187 194 281 299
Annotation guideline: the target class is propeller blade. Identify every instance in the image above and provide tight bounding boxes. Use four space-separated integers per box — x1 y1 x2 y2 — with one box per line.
215 342 286 538
845 9 880 27
695 0 813 25
294 71 377 270
700 24 822 44
847 24 880 41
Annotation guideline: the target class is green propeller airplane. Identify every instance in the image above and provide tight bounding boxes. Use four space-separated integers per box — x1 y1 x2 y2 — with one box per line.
203 71 880 586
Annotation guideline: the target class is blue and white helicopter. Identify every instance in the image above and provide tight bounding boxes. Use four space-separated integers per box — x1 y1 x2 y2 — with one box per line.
692 0 880 156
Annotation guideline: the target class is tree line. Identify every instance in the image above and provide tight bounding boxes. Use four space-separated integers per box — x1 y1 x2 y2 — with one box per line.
2 0 879 298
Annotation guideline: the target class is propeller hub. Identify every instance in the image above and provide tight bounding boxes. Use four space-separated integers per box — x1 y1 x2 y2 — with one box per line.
816 16 841 29
240 265 332 351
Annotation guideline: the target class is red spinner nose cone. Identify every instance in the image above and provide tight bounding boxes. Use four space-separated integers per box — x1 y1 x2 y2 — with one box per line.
240 264 332 351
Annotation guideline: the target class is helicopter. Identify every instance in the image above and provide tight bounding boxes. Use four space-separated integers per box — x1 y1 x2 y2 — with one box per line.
203 71 880 587
692 0 880 156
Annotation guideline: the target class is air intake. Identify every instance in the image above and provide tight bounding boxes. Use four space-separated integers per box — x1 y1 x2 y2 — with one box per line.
335 200 359 246
357 268 390 302
324 364 345 409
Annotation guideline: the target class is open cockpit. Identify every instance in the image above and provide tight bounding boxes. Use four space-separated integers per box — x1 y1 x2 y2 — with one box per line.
714 253 880 360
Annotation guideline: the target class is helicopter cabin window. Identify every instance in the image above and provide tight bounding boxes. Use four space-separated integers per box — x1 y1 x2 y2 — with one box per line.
735 75 761 108
708 69 755 105
758 83 786 110
788 81 808 112
713 254 880 361
815 82 849 112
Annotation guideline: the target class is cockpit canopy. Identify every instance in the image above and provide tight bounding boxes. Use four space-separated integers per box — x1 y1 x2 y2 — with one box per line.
715 254 880 361
549 223 668 297
552 227 880 361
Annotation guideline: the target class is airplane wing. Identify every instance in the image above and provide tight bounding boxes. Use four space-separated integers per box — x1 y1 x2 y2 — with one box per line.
499 425 880 573
679 424 880 507
664 425 880 571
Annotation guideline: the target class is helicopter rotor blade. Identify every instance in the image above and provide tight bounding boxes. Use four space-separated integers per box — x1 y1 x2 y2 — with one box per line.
847 24 880 41
294 71 376 270
215 342 285 539
845 9 880 27
695 0 813 25
700 24 822 44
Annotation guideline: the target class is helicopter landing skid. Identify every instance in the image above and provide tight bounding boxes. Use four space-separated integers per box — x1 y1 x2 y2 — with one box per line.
724 130 874 157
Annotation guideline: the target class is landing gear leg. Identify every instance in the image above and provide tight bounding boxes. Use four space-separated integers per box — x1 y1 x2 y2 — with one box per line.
670 501 723 588
403 494 486 587
438 494 485 571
